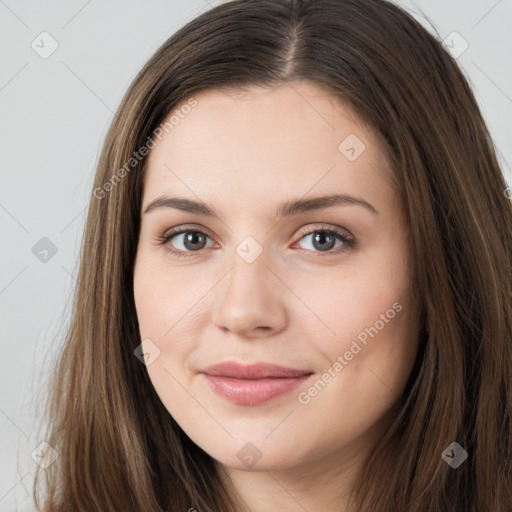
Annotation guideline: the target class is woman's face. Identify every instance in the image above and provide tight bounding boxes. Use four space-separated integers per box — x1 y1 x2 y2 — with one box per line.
133 80 420 473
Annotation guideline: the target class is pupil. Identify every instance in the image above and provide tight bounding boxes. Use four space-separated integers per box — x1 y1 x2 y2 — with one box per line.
184 232 205 250
313 232 334 251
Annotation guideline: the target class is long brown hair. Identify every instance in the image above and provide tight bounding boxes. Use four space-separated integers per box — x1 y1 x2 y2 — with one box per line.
33 0 512 510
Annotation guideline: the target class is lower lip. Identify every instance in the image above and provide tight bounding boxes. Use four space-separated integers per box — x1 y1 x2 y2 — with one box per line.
202 373 312 405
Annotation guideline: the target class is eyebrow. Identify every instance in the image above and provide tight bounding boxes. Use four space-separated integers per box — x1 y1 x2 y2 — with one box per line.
143 193 379 217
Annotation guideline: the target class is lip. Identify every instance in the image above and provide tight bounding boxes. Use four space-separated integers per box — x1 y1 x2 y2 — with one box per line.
200 362 313 405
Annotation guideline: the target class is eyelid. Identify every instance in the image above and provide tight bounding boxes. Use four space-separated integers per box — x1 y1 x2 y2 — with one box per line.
294 223 354 243
160 223 215 242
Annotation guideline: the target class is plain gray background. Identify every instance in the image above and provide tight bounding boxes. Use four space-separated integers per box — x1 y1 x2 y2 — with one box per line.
1 0 511 509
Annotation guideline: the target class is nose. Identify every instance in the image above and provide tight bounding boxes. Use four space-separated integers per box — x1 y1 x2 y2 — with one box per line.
211 248 288 338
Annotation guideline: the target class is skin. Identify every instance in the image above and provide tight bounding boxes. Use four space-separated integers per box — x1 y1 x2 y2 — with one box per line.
133 79 421 512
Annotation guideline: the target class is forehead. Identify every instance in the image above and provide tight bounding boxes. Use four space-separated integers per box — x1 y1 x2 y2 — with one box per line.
142 80 394 212
164 81 371 148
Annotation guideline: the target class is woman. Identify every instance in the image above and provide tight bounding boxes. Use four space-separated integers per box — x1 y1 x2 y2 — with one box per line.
33 0 512 510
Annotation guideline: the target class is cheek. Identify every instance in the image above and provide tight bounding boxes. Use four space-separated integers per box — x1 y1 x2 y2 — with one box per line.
324 287 419 415
133 253 206 341
133 254 209 406
133 265 163 341
291 266 411 359
133 260 196 417
294 297 418 445
294 246 418 393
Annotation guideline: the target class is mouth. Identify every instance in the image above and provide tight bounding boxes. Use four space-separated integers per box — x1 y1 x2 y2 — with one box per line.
200 362 314 405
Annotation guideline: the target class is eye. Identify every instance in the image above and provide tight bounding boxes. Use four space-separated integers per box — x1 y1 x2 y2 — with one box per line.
156 226 215 258
155 223 356 259
292 224 355 255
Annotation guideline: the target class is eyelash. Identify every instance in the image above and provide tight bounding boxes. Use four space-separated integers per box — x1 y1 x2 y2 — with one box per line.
155 224 356 259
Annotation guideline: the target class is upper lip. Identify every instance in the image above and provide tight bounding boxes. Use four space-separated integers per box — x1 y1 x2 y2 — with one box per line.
201 362 313 379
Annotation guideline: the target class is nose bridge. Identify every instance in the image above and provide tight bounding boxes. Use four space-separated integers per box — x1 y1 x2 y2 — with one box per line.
224 238 270 303
212 234 287 335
